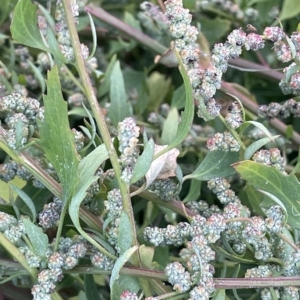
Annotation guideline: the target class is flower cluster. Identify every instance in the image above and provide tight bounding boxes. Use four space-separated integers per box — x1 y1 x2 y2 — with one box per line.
32 236 88 300
55 0 88 62
0 212 25 246
262 28 300 96
258 98 300 119
196 0 259 23
39 197 63 229
252 148 285 173
148 177 180 201
0 91 44 149
137 2 169 44
225 101 244 129
207 177 240 205
206 131 240 151
104 189 123 252
165 0 266 121
117 117 140 184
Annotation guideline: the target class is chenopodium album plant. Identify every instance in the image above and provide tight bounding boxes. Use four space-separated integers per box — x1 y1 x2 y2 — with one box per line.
1 0 300 299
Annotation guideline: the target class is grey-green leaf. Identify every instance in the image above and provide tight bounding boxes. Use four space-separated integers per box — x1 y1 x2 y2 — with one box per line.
23 218 49 257
110 246 138 290
84 274 101 300
117 211 133 254
244 136 279 160
9 184 36 220
131 138 154 184
109 61 132 126
184 151 239 181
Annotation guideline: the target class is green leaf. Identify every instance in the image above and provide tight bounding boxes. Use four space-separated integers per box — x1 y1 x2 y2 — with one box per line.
156 50 194 157
233 160 300 230
84 274 101 300
117 275 140 294
15 181 51 213
11 0 49 52
212 289 226 300
183 179 201 203
69 144 109 253
139 244 154 269
9 184 36 220
171 84 185 109
244 136 279 160
279 0 300 21
110 246 138 290
38 66 79 202
184 151 239 181
109 61 132 126
0 0 18 26
131 138 154 184
98 55 117 97
243 121 274 143
245 185 264 215
201 17 231 45
161 107 179 145
23 218 49 257
117 211 133 254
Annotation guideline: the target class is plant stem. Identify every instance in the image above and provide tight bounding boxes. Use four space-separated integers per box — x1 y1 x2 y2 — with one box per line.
62 1 151 295
86 4 167 55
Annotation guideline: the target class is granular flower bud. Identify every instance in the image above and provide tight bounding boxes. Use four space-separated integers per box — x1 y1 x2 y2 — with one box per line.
165 261 192 293
263 27 285 42
90 251 114 270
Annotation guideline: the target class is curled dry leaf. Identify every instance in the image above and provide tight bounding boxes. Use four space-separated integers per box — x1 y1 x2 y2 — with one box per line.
144 145 180 189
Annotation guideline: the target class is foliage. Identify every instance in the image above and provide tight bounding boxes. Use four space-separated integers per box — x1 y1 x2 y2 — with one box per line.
0 0 300 299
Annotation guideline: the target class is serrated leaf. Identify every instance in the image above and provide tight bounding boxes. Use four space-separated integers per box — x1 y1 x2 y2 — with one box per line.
109 61 132 126
117 211 133 254
84 274 101 300
38 66 79 202
244 136 279 160
69 144 108 247
233 160 300 230
9 184 36 220
23 218 49 257
110 246 138 290
161 107 179 145
184 151 239 181
279 0 300 21
131 138 154 184
11 0 49 52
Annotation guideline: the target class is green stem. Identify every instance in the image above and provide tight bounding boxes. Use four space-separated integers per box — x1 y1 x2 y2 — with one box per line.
86 4 167 55
54 202 69 251
61 0 151 295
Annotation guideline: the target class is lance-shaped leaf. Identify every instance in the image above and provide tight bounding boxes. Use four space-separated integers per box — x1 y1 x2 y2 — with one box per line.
184 151 239 181
109 61 132 126
233 160 300 230
38 66 79 202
